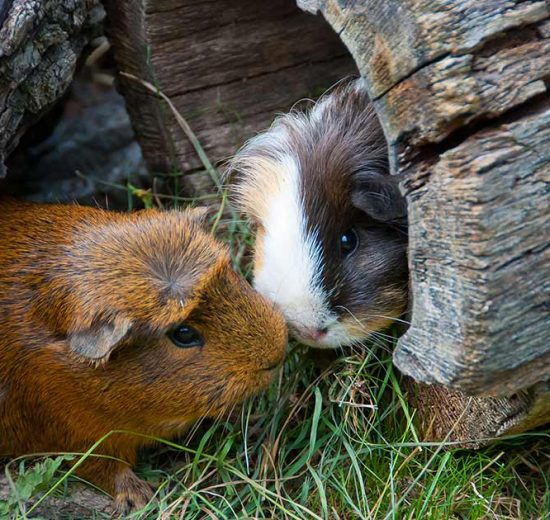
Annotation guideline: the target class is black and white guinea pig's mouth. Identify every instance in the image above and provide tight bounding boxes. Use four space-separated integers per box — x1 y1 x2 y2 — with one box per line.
290 323 343 349
288 313 374 349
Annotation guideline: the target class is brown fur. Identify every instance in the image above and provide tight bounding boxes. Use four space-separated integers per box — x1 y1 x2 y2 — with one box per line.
0 199 287 513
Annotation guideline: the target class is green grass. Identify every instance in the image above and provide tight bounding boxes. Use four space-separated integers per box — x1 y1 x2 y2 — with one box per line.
4 340 549 519
3 188 549 520
2 85 549 520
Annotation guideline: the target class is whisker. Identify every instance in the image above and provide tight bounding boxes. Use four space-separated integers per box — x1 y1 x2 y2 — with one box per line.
338 307 409 334
335 305 399 342
183 400 219 445
362 312 411 326
329 306 395 355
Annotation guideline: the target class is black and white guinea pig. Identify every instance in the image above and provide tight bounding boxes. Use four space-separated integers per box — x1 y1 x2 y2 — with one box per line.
229 78 408 349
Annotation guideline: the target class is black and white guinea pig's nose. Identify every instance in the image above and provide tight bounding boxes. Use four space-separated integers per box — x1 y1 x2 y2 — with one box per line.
292 325 329 346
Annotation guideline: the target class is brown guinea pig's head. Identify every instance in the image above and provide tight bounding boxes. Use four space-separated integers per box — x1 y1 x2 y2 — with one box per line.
229 79 408 349
33 206 287 426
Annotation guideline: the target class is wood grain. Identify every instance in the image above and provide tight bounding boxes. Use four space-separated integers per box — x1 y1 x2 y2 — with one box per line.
299 0 548 99
407 379 550 446
376 28 550 149
105 0 357 178
396 105 550 394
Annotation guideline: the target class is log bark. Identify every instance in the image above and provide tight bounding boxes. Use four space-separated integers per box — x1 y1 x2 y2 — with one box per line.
299 0 550 441
407 378 550 447
103 0 357 193
0 0 105 177
398 106 550 395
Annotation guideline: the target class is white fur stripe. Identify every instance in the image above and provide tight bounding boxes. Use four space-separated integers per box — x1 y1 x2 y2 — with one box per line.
253 155 331 330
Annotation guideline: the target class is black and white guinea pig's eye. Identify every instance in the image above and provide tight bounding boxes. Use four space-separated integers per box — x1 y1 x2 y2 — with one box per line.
340 229 359 257
168 323 204 349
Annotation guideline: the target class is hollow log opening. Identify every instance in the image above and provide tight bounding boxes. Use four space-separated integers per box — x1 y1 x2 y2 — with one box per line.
104 0 358 196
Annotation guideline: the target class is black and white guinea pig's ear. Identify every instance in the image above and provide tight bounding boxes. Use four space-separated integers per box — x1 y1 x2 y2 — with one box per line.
351 171 407 223
68 315 132 366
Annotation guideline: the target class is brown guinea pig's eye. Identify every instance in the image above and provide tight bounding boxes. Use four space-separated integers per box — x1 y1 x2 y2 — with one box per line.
168 324 204 349
340 229 359 257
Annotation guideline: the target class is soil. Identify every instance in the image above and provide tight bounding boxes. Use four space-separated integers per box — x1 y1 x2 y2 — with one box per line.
0 470 111 519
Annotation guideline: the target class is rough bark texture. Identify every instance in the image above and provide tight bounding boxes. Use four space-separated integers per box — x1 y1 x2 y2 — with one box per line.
0 0 105 177
399 106 550 395
103 0 357 191
299 0 550 441
407 379 550 447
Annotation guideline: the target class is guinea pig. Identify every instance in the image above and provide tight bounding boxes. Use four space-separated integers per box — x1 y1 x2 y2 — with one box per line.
0 199 287 514
229 78 408 349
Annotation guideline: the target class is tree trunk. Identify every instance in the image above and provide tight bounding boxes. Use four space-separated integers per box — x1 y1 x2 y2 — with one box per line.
299 0 550 442
0 0 105 177
103 0 357 195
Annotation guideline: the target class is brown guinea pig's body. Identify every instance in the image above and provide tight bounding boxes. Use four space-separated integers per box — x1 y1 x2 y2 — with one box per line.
0 199 286 513
230 78 408 349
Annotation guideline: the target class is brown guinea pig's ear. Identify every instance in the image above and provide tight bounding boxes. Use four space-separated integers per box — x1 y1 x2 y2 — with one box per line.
68 315 132 365
351 171 408 224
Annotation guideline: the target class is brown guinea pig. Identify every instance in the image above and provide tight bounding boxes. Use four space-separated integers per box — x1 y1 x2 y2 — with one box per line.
229 78 408 349
0 199 287 514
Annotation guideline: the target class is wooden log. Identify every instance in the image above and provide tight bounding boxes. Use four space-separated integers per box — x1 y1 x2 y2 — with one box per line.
299 0 550 441
398 105 550 395
103 0 357 192
0 0 105 177
407 379 550 447
299 0 548 100
377 29 550 149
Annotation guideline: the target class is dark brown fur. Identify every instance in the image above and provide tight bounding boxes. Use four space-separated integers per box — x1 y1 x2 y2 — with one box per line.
230 79 408 345
0 199 287 513
289 84 408 323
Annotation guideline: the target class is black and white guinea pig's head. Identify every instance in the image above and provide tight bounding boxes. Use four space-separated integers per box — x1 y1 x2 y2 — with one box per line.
229 78 408 349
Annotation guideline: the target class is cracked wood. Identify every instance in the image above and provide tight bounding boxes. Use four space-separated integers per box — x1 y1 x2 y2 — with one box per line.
301 0 550 442
377 26 550 149
397 105 550 394
0 0 104 177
